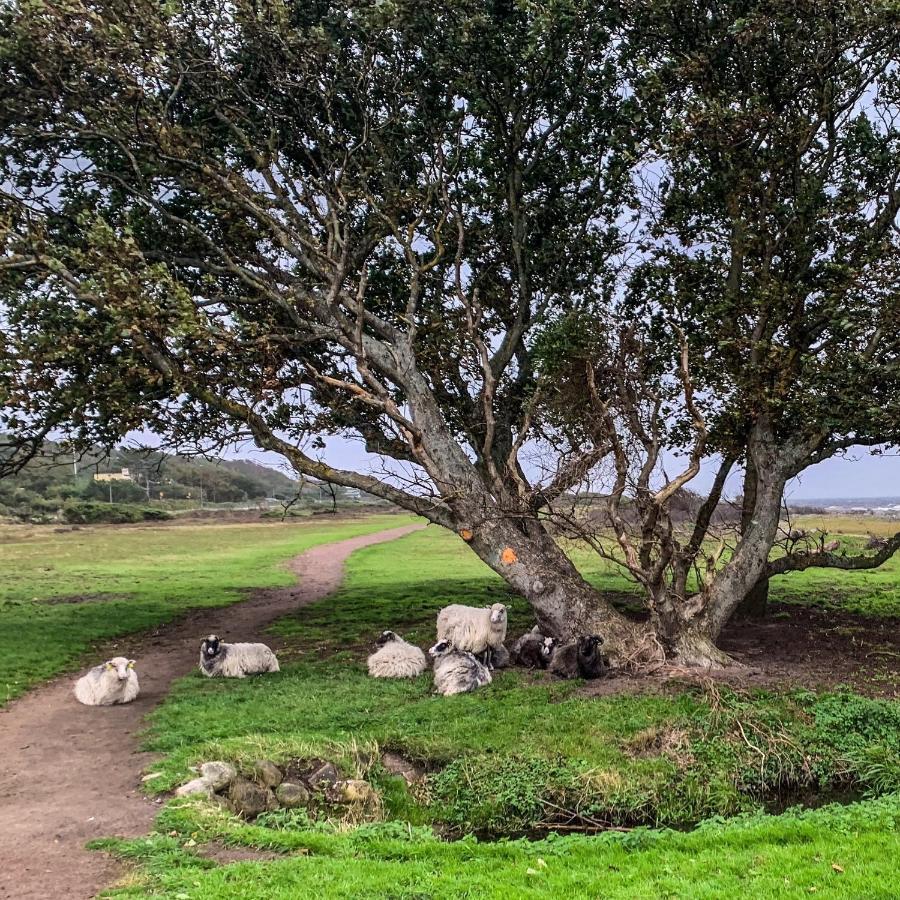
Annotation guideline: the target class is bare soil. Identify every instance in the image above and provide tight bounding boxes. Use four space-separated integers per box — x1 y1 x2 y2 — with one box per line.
579 602 900 700
0 523 422 900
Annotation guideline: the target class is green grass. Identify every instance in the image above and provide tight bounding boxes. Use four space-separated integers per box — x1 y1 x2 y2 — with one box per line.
97 793 900 898
133 530 899 837
0 514 413 703
5 516 897 897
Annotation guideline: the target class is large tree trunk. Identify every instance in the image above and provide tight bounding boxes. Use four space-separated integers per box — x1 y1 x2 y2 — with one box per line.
458 512 653 662
731 459 770 621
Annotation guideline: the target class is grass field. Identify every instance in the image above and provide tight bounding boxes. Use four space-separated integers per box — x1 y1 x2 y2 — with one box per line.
0 514 412 704
3 514 898 897
87 525 900 899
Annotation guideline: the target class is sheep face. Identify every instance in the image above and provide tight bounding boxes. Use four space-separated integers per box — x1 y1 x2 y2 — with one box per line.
375 630 398 648
541 637 557 660
580 635 603 652
105 657 135 681
428 639 452 658
488 603 507 625
201 635 221 659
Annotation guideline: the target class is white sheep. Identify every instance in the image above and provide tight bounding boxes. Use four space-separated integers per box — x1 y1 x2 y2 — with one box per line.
436 602 508 668
428 640 493 696
367 630 427 678
199 634 280 678
74 656 139 706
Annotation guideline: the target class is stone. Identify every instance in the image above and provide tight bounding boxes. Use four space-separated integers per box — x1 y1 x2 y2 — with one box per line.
250 759 283 788
275 782 310 809
200 761 237 792
339 779 377 806
175 777 212 798
227 777 277 819
380 751 425 785
306 761 340 790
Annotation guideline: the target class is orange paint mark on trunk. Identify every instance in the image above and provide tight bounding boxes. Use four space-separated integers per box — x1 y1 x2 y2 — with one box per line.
459 528 474 542
500 547 518 565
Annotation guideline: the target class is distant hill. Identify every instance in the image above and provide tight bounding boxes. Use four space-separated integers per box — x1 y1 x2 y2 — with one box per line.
0 441 307 521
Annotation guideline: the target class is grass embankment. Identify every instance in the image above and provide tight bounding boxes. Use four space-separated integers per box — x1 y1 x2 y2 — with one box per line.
101 527 900 898
0 514 412 704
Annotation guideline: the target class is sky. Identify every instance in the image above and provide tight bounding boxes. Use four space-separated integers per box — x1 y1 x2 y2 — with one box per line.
222 435 900 501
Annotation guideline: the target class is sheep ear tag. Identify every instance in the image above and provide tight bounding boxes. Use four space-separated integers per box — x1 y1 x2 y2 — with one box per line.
105 662 114 670
127 661 135 668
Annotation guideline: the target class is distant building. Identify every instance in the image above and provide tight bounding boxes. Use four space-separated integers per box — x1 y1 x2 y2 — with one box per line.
94 469 132 482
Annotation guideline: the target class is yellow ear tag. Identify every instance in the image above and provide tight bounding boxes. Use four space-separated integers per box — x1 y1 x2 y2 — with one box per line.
105 663 114 670
127 661 135 669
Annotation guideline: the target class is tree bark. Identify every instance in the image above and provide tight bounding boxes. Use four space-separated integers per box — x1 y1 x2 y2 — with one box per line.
458 513 651 661
731 459 770 620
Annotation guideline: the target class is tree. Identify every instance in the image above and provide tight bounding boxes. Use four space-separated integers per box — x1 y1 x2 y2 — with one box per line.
1 0 899 666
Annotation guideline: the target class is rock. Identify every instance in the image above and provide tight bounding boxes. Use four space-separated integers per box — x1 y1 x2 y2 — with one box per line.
250 759 283 788
200 761 237 792
339 779 378 806
175 777 212 798
275 782 310 808
381 751 425 785
306 761 340 790
227 777 277 819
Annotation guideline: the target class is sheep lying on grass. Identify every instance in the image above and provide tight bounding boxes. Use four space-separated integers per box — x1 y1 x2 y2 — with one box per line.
436 602 507 669
549 635 607 680
199 634 280 678
74 657 139 706
367 631 427 678
428 640 492 696
511 627 557 669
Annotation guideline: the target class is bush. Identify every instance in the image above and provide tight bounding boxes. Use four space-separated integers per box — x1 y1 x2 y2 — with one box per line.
62 501 173 524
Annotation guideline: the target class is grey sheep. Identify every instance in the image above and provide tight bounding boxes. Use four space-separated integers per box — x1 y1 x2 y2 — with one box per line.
511 627 557 669
199 634 280 678
428 640 493 696
367 630 427 678
436 602 508 668
74 656 139 706
548 635 607 680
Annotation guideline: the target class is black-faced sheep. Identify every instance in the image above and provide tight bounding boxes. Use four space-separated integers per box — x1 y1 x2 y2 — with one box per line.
367 630 427 678
428 640 493 696
74 656 139 706
199 634 280 678
436 602 507 668
548 635 607 680
511 627 557 669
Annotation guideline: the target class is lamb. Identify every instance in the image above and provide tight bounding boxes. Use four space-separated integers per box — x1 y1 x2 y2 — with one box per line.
74 656 139 706
511 627 557 669
367 630 427 678
428 640 493 696
436 602 508 668
548 635 607 680
199 634 280 678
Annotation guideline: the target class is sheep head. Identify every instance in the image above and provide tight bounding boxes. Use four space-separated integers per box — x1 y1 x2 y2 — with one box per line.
488 603 507 625
104 657 135 681
201 635 221 658
428 640 452 658
541 637 557 660
375 630 398 648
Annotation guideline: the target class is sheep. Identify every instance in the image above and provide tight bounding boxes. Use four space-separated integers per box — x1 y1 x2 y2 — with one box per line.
548 635 607 680
199 634 280 678
74 656 139 706
511 627 557 669
428 640 493 696
436 602 507 669
367 630 427 678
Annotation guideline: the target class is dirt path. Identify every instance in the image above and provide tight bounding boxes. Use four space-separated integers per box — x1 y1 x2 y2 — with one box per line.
0 523 423 900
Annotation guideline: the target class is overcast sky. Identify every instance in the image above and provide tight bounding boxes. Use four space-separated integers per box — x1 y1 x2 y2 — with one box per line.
221 436 900 501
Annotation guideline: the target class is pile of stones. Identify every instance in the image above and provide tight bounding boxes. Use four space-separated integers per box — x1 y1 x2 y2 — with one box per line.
175 757 378 820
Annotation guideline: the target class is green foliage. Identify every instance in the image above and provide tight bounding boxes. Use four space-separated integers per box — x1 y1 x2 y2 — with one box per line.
62 501 172 524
